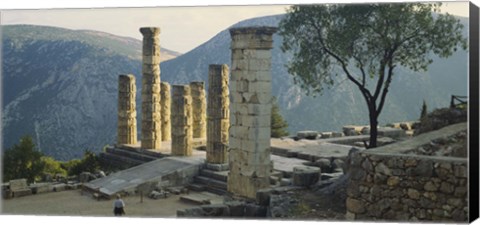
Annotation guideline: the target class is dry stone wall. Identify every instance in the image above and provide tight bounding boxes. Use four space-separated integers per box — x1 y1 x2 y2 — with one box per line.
346 123 468 222
117 74 137 145
161 82 171 141
227 27 277 199
140 27 162 149
171 85 193 156
207 64 230 164
190 81 207 139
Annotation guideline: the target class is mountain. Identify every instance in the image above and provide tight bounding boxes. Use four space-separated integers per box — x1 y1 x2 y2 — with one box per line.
161 14 469 132
1 25 180 160
1 14 468 160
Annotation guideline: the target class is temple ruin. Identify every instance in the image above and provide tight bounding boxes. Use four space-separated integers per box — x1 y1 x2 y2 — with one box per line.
206 64 230 165
160 82 171 141
140 27 162 149
117 74 137 145
171 85 193 156
190 81 207 139
227 27 277 198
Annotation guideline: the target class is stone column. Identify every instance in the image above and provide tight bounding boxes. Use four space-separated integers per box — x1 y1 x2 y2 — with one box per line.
160 82 171 141
190 81 207 139
206 64 230 165
171 85 193 156
140 27 161 149
227 27 277 199
117 74 137 145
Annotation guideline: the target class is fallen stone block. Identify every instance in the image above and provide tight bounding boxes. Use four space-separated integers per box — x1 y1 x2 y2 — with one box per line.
9 179 28 191
280 178 292 186
13 188 32 198
297 131 318 140
30 183 52 194
320 132 332 139
52 183 67 192
245 203 267 217
177 207 205 217
225 201 245 217
378 127 406 138
292 166 321 187
201 204 230 217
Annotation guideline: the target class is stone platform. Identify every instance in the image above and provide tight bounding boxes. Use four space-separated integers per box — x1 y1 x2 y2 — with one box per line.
84 156 205 198
270 138 359 162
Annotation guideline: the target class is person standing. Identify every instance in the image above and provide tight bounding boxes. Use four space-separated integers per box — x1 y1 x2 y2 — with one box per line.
113 194 126 216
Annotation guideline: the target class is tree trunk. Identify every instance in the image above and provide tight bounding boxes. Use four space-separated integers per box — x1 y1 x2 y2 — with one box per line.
368 104 378 148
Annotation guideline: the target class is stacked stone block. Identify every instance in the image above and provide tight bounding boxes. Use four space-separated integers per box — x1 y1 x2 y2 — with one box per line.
117 74 137 145
161 82 171 141
227 27 277 199
207 64 230 164
140 27 162 149
190 81 207 139
171 85 193 156
345 124 468 222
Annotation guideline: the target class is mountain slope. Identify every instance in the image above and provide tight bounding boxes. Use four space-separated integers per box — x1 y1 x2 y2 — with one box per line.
161 14 468 132
1 25 180 160
1 14 468 160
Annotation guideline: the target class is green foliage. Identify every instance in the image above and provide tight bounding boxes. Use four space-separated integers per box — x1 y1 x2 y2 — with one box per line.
271 97 289 138
2 136 45 183
41 156 67 177
63 150 100 176
279 3 466 147
420 100 428 120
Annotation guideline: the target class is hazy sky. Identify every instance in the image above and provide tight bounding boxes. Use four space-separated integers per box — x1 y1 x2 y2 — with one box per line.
0 0 471 53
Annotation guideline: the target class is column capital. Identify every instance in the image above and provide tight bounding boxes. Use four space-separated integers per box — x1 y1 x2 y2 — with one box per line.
140 27 161 36
229 26 277 50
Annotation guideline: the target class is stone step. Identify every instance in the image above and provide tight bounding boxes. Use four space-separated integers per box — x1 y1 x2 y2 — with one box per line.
271 147 297 158
194 176 228 190
187 183 206 192
105 146 159 163
204 186 228 195
199 169 228 182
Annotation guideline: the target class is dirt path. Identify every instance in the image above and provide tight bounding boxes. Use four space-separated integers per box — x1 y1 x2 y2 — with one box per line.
1 189 198 218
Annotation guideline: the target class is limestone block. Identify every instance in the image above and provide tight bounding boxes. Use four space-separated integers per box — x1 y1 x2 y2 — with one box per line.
9 179 28 191
190 81 207 139
228 27 276 199
171 85 193 156
160 82 171 141
297 131 319 140
292 166 321 187
118 74 137 145
140 27 162 150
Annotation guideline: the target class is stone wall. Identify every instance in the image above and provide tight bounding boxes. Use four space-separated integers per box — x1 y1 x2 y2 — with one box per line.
140 27 162 149
171 85 193 156
207 64 230 164
190 81 206 139
227 27 277 199
160 82 171 141
345 123 468 222
117 74 137 145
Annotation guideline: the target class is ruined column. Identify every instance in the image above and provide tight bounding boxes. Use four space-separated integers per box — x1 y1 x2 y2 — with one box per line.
227 27 277 199
160 82 171 141
171 85 193 156
190 81 207 139
117 74 137 145
207 64 230 165
140 27 161 149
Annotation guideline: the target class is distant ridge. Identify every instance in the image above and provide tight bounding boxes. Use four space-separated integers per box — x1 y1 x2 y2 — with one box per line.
1 14 468 160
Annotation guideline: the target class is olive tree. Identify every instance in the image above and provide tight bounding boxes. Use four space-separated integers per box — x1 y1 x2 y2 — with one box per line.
279 3 467 147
